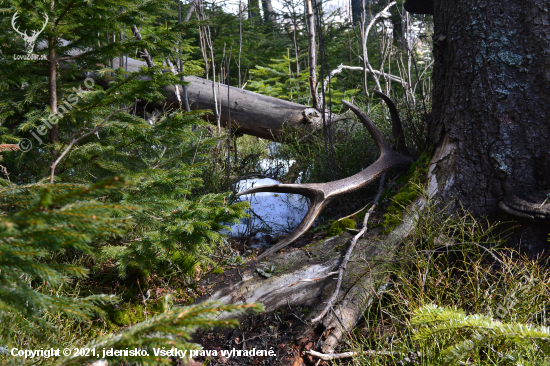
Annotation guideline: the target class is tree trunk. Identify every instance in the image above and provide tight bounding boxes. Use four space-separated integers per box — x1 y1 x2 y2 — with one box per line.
261 0 275 24
426 0 550 252
351 0 366 24
248 0 261 22
306 0 319 110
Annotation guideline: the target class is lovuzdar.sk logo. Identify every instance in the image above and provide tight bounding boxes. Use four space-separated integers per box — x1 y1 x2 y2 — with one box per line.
12 11 48 61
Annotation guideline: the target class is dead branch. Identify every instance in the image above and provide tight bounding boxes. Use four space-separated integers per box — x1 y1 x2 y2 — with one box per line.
311 173 386 324
360 1 397 94
131 25 153 67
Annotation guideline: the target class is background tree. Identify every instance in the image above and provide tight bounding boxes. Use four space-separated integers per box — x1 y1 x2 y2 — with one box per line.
248 0 261 22
262 0 276 24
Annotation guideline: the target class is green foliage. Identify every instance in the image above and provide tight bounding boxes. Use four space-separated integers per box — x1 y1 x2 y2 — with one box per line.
247 55 310 104
0 178 127 348
0 1 257 363
327 217 356 237
57 302 263 366
0 0 250 279
247 54 356 108
412 304 550 364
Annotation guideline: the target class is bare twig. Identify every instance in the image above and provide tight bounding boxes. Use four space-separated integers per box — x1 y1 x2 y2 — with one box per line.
323 64 408 99
131 25 153 67
360 1 397 95
311 173 386 324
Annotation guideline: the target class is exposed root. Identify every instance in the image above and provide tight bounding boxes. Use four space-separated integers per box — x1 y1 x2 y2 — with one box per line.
500 192 550 221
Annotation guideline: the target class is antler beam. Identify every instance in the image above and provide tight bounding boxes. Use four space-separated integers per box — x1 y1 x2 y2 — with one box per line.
238 91 412 259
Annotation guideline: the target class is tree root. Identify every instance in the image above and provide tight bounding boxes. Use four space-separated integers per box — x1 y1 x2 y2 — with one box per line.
500 191 550 221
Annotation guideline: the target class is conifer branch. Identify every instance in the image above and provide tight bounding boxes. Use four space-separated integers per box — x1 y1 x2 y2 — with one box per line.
50 106 130 183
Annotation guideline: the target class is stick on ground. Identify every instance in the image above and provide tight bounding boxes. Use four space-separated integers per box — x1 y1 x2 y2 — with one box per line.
311 173 386 324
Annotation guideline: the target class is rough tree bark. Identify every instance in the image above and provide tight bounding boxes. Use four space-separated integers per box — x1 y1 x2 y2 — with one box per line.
406 0 550 252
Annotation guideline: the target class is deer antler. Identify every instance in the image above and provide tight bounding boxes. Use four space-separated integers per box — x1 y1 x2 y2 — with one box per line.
238 91 413 259
11 12 28 38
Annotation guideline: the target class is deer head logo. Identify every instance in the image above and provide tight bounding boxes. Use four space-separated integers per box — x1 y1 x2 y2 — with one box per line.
11 11 48 54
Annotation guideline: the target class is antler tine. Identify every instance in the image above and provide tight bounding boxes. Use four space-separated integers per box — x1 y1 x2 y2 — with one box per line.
372 90 411 158
236 99 412 259
237 183 329 259
341 100 391 153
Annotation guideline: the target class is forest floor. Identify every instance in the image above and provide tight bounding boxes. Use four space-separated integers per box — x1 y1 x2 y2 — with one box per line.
186 212 390 366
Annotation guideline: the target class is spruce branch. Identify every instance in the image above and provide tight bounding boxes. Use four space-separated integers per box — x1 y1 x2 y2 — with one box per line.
50 106 131 183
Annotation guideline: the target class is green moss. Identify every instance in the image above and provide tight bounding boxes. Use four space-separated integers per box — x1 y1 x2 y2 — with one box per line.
109 303 146 326
212 267 224 275
382 153 431 234
327 218 356 237
334 242 350 252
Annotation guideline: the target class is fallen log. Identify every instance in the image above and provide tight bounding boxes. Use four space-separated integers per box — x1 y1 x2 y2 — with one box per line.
51 38 340 141
119 56 337 140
